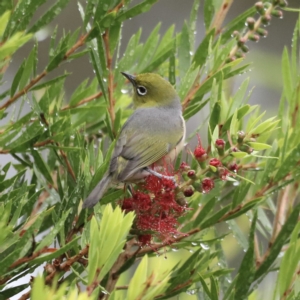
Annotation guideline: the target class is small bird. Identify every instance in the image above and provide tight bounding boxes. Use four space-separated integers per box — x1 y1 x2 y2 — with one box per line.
83 72 185 208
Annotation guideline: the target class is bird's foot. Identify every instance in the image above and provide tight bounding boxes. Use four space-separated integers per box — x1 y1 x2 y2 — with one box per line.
145 168 177 185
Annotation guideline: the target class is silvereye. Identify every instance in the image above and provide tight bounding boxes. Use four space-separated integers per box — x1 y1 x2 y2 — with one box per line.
83 72 186 208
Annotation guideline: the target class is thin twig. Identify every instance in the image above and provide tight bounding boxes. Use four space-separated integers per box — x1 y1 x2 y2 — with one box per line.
0 32 90 111
210 0 234 35
271 182 291 242
60 90 103 111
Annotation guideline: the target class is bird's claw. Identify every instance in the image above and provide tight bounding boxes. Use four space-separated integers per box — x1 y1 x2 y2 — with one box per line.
145 168 177 186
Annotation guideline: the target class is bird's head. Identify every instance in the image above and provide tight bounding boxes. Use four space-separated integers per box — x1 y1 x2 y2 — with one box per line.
121 72 180 108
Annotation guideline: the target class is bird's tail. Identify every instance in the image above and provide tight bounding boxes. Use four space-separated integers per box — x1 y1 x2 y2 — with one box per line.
83 173 112 208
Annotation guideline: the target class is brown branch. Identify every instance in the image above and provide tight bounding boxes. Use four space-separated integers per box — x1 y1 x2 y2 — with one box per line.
116 285 129 290
0 32 90 111
254 233 261 267
0 71 47 110
33 139 55 148
137 228 200 256
271 183 291 242
60 90 103 111
18 291 30 300
210 0 234 34
59 147 76 181
103 239 136 297
9 247 49 269
0 148 9 154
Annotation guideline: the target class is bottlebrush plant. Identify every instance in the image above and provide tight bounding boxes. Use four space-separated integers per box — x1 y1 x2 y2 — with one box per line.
0 0 300 300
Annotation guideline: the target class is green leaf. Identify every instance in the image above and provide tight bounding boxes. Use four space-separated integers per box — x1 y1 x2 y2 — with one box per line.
137 23 161 73
30 73 69 91
224 198 263 221
282 47 293 102
200 205 231 229
0 209 51 275
28 0 71 33
208 100 221 143
278 222 300 297
88 205 135 283
247 142 272 151
10 60 25 97
194 196 218 227
178 64 199 100
255 203 300 280
109 22 122 55
189 0 200 50
116 0 158 22
178 21 191 79
142 41 174 73
0 284 29 299
19 45 37 90
222 104 252 132
29 237 80 266
274 143 300 182
204 0 215 30
183 98 209 120
210 276 219 300
0 32 32 61
193 28 215 67
46 49 67 72
0 10 11 37
4 0 47 37
234 212 257 299
127 255 148 299
34 209 71 252
89 40 108 103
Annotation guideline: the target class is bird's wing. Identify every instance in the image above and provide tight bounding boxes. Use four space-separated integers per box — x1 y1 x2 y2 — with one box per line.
109 123 183 182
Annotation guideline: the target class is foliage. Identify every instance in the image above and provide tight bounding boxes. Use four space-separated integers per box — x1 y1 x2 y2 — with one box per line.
0 0 299 299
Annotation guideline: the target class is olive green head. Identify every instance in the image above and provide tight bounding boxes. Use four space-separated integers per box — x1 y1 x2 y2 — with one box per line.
121 72 179 108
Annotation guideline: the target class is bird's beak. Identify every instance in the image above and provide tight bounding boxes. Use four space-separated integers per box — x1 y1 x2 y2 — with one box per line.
121 72 136 87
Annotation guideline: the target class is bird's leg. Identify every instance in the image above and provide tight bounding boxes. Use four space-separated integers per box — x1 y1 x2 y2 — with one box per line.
145 167 176 184
126 184 134 196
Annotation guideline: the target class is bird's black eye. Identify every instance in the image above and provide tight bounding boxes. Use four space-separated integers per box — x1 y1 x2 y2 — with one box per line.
137 86 147 96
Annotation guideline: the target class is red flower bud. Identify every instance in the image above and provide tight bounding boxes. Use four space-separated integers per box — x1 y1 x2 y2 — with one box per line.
194 146 207 161
180 162 190 171
228 163 238 173
187 170 196 178
202 178 214 193
183 186 194 197
194 134 207 162
219 167 229 180
215 139 225 149
209 158 222 167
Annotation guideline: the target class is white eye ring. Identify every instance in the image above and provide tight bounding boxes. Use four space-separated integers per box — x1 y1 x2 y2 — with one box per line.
137 86 147 96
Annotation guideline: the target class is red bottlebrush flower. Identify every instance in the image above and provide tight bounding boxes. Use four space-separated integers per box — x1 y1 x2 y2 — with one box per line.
215 139 225 149
202 178 214 193
121 170 187 245
138 234 152 245
219 167 229 181
209 158 222 167
187 170 196 178
228 163 238 173
121 199 134 212
179 162 190 171
194 135 207 162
